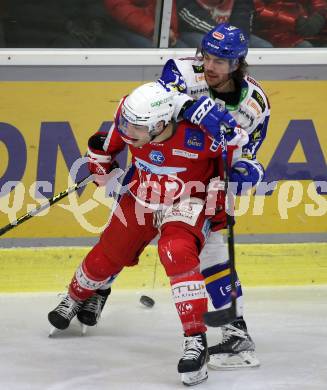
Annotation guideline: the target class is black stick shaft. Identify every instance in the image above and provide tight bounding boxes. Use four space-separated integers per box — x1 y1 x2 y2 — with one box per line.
222 149 237 317
0 175 92 237
203 128 237 327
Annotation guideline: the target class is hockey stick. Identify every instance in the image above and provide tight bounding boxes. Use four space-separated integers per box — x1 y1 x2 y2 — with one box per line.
203 127 237 327
0 175 92 237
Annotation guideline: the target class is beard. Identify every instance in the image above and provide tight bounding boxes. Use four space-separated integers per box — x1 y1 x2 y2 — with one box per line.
204 72 230 90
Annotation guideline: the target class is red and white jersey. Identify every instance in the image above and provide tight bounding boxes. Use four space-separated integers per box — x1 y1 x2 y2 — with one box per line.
103 97 248 208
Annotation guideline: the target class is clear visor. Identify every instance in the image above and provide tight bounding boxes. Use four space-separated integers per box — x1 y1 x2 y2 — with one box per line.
118 112 150 143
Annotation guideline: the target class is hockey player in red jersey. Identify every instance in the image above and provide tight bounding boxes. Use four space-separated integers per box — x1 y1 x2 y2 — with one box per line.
74 23 267 370
48 82 248 386
50 23 266 371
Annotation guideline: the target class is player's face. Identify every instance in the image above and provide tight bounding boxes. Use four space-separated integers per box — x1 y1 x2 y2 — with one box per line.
203 52 231 88
118 114 151 147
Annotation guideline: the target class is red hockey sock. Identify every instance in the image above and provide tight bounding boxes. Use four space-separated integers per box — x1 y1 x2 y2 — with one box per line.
69 262 112 301
170 272 207 336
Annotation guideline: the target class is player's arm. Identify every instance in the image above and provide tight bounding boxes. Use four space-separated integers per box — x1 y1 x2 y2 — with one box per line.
177 0 215 34
180 97 238 142
227 78 270 194
88 99 126 186
158 59 193 120
229 0 254 37
158 59 238 141
229 114 269 195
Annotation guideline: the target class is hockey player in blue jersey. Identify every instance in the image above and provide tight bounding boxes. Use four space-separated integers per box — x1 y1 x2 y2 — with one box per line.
156 23 269 369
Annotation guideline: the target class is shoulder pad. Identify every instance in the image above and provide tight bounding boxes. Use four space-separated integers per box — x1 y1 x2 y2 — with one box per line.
244 75 270 114
160 59 186 92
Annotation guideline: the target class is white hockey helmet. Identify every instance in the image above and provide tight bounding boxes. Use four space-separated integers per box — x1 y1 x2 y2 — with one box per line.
121 82 175 134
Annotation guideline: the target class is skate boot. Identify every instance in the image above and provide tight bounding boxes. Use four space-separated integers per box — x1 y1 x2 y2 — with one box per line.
208 318 260 369
77 288 111 326
178 333 208 386
48 294 83 330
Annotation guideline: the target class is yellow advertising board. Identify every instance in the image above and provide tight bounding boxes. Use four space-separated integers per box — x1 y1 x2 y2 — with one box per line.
0 80 326 291
0 80 326 239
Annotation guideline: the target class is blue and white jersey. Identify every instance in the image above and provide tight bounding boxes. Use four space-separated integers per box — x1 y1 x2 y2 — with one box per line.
159 58 270 161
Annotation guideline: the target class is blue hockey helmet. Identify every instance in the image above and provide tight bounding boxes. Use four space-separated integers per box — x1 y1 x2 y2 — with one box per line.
201 23 249 60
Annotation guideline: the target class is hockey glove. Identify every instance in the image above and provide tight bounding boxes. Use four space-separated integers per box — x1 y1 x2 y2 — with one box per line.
87 132 116 186
230 158 264 195
182 96 237 142
296 13 325 36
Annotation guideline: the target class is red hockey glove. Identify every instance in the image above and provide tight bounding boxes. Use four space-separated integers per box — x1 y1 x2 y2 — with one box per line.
210 209 227 232
87 132 115 186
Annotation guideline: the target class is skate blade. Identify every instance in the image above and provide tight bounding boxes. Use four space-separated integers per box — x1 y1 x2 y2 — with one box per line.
48 323 88 337
80 323 88 336
48 326 58 337
208 351 260 370
181 364 208 386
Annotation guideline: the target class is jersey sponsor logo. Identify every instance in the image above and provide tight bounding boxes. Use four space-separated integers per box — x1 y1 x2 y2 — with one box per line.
247 75 261 89
212 31 225 40
172 149 199 159
176 302 193 316
149 150 165 165
251 90 266 112
190 86 209 95
252 128 262 142
195 74 205 82
242 150 254 160
184 128 205 150
172 280 206 303
238 107 255 127
246 98 261 116
192 64 204 74
134 170 186 204
163 200 204 227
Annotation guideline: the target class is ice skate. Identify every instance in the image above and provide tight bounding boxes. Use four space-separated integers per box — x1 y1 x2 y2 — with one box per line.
77 288 111 327
178 333 208 386
208 319 260 369
48 294 83 331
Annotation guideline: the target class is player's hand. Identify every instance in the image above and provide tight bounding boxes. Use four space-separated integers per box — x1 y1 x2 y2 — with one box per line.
182 96 237 142
87 132 115 186
230 159 264 195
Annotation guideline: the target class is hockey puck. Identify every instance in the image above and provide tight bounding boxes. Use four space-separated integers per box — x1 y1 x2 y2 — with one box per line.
140 295 155 308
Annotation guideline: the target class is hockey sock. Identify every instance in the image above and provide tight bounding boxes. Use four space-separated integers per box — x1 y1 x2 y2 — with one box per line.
69 262 118 301
170 272 208 336
202 262 243 316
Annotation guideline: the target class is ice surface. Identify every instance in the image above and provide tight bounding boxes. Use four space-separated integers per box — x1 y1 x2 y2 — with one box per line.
0 286 326 390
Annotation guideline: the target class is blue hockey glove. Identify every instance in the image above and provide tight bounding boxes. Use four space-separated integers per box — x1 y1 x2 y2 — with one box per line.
182 96 237 141
230 158 265 195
